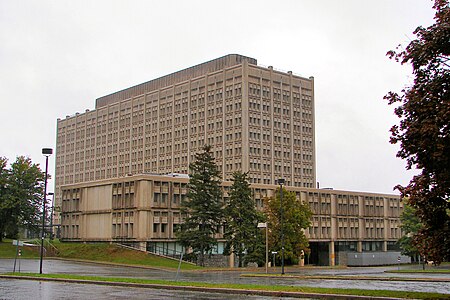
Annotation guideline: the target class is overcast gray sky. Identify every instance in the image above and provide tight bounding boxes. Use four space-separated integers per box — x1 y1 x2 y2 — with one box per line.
0 0 435 194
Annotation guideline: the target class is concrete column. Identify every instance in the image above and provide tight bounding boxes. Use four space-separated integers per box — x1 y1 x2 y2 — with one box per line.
229 252 235 268
268 66 275 184
383 240 387 252
309 76 316 185
81 188 88 239
329 241 335 266
241 59 249 173
139 241 146 252
299 257 305 266
330 194 337 240
358 195 364 253
383 197 389 244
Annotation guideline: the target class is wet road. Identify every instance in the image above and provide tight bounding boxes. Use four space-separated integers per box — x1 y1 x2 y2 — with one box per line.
0 259 449 296
0 279 305 300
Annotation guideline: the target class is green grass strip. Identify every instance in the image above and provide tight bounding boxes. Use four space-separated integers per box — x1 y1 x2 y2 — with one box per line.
0 240 200 270
387 269 450 274
0 239 40 258
3 273 448 299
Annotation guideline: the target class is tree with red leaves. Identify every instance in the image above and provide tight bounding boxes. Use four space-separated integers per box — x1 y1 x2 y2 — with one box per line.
385 0 449 264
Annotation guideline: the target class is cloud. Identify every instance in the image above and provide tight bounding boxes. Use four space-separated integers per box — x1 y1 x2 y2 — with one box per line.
0 0 434 193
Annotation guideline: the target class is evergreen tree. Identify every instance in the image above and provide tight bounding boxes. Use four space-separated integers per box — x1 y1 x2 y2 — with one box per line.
265 188 312 265
177 145 223 266
243 226 266 267
223 171 264 267
0 156 45 241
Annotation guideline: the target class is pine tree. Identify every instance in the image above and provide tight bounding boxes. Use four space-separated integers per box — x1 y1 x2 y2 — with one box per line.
177 145 223 266
224 171 264 267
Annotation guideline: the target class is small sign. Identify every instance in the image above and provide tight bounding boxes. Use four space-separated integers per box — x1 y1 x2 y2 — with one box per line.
12 240 23 247
257 222 267 228
397 256 401 262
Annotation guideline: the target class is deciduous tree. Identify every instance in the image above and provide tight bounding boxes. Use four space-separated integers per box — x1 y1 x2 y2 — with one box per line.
384 0 450 264
0 156 45 241
0 157 10 241
265 188 312 265
398 201 423 260
177 145 223 266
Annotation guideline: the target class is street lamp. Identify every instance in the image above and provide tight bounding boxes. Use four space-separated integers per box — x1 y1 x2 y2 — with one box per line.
278 178 285 275
40 148 52 274
48 192 54 240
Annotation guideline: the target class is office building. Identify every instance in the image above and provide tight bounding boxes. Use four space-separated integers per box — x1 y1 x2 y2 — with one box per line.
60 173 403 266
56 55 403 265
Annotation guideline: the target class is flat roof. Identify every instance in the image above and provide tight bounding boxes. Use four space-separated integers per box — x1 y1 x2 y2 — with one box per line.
95 54 257 108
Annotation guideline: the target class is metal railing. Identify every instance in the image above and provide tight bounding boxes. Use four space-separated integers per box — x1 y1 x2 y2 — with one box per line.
146 243 196 264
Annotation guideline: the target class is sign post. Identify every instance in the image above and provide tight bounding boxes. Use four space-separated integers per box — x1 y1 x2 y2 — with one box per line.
271 251 278 268
12 240 23 273
257 222 268 273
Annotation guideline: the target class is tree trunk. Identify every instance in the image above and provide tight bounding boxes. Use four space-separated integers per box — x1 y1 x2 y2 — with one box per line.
200 223 204 267
199 251 204 267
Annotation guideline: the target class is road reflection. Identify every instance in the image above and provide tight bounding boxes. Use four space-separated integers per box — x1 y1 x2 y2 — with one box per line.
0 259 449 295
0 279 305 300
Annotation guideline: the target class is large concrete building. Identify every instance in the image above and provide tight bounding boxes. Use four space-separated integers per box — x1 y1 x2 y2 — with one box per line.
60 173 403 266
55 54 404 265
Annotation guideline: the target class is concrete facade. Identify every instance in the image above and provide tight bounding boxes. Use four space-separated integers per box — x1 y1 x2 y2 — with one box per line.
60 174 403 266
55 54 316 226
55 55 403 266
346 252 411 266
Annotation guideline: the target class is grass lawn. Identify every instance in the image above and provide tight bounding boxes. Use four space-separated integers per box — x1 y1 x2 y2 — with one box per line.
3 273 449 299
387 262 450 274
0 239 40 259
0 239 200 270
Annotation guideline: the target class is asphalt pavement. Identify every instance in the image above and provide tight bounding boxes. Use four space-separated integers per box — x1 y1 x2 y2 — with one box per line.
0 279 307 300
0 258 449 296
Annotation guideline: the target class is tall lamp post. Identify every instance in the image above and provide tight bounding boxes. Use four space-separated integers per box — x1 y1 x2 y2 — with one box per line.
278 178 285 275
48 192 54 240
40 148 52 274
